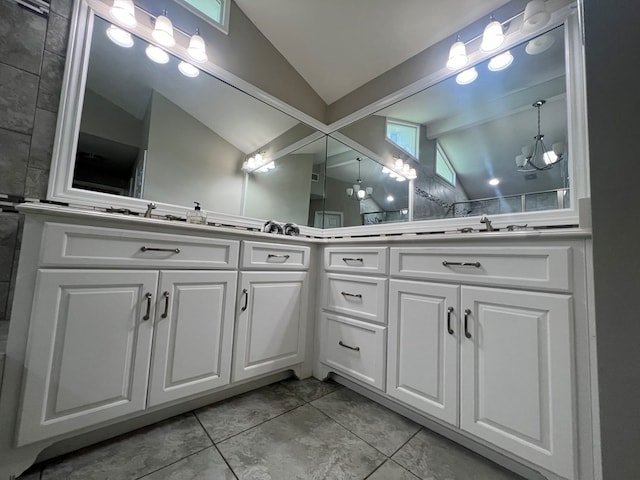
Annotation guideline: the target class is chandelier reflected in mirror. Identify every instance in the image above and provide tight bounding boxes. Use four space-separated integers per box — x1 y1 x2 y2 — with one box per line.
346 158 373 200
515 99 565 171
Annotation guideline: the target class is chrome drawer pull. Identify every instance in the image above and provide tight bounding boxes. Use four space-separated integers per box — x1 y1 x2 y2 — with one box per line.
464 308 472 339
342 257 364 263
447 306 454 335
339 340 360 352
267 253 290 260
143 292 152 321
241 288 249 311
442 261 481 268
161 291 170 319
141 246 181 254
341 291 362 299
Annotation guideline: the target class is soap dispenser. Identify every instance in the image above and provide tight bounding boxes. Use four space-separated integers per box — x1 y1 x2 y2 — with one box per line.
186 202 206 225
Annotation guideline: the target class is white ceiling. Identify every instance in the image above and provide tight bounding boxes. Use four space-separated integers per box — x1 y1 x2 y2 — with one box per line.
234 0 511 104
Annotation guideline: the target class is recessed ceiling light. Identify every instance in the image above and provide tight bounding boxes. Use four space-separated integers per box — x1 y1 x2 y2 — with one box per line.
145 44 169 64
489 178 500 186
106 25 133 48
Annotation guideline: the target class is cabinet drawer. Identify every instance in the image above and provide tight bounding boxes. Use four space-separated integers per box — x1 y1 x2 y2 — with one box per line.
324 273 387 323
324 247 388 274
241 241 310 270
390 246 571 291
321 314 386 390
40 223 239 268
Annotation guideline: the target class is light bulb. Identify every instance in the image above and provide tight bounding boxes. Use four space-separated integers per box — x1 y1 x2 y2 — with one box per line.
106 24 134 48
446 40 468 70
521 0 551 34
456 67 478 85
489 178 500 186
365 187 373 195
152 14 176 48
145 44 169 64
188 31 208 63
488 51 514 71
408 168 417 179
178 61 199 77
357 189 366 199
402 163 411 173
110 0 137 27
387 195 394 202
255 153 263 163
480 20 505 52
395 158 404 169
247 156 256 169
346 188 354 197
353 184 360 192
543 150 558 165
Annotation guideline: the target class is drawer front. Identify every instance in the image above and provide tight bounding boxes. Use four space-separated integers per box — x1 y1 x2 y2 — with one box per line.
390 246 571 291
324 247 388 274
321 314 386 390
324 273 387 323
241 241 310 270
40 223 239 268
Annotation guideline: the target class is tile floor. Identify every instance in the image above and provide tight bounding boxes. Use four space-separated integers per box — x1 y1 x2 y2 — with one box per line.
20 378 525 480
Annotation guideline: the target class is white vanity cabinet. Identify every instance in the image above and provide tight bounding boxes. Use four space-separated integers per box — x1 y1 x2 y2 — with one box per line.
232 242 310 381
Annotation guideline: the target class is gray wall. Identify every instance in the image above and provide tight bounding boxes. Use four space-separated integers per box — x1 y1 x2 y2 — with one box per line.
0 0 72 323
584 0 640 478
79 89 142 147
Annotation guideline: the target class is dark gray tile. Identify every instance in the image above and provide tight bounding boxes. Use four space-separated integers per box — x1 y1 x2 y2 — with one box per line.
140 447 235 480
0 283 8 321
392 429 524 480
45 12 70 57
0 320 8 354
311 388 420 456
0 128 30 196
218 404 385 480
29 108 57 170
37 51 66 113
0 1 47 74
50 0 74 19
280 376 342 402
0 64 39 133
41 413 212 480
195 383 304 442
24 167 49 199
16 467 41 479
367 460 420 480
0 212 21 284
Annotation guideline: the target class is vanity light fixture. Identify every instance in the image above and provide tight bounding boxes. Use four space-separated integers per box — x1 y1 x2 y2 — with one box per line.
145 44 169 64
152 10 176 48
188 28 208 63
446 35 469 70
516 100 565 171
242 152 273 173
480 16 505 52
106 24 134 48
346 158 373 201
384 157 417 180
456 67 478 85
488 50 514 71
110 0 137 28
521 0 551 34
178 61 199 77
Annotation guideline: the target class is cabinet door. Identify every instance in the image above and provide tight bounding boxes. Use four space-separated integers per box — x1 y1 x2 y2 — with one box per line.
387 280 459 426
460 286 575 479
17 270 158 446
233 271 308 381
147 270 237 407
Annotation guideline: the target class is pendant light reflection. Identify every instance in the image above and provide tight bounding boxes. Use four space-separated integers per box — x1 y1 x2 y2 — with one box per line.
178 61 199 77
110 0 137 27
145 44 169 64
488 51 513 71
188 29 208 63
480 18 504 52
106 24 134 48
152 11 176 47
525 33 555 55
456 67 478 85
521 0 551 34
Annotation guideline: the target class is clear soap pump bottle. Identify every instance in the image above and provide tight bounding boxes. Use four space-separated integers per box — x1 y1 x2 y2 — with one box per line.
186 202 206 225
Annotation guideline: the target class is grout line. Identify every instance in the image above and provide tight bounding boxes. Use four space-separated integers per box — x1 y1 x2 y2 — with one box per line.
362 458 389 480
133 445 212 480
192 413 239 480
388 426 422 458
211 443 240 480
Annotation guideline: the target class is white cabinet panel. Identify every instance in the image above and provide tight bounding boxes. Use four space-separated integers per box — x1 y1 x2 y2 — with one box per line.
17 270 158 446
147 271 237 407
387 280 459 426
233 271 308 381
324 273 387 323
324 247 388 274
241 241 310 270
460 286 575 479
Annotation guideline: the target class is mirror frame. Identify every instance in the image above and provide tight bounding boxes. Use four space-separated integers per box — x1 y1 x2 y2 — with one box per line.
48 0 589 237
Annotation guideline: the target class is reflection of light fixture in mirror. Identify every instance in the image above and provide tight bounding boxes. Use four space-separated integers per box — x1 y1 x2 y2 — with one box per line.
188 28 208 63
516 100 565 171
383 158 416 180
178 61 199 78
242 152 272 173
525 33 555 55
480 17 505 52
446 36 468 70
521 0 550 34
145 44 169 64
346 158 373 200
456 67 478 85
386 195 394 202
489 178 500 186
106 24 134 48
110 0 137 27
488 51 513 71
152 10 176 47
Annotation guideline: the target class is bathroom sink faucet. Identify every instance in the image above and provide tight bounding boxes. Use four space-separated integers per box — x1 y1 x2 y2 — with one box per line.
144 203 156 218
480 215 494 232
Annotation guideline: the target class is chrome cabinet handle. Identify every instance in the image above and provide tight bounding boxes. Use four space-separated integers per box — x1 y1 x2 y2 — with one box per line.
447 306 454 335
143 292 152 321
342 257 364 263
241 288 248 311
442 261 481 268
338 340 360 352
341 291 362 299
464 308 472 339
267 253 290 259
161 291 170 319
141 246 181 254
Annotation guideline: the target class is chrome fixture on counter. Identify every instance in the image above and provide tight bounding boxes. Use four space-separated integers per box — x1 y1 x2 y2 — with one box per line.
144 202 156 218
480 215 494 231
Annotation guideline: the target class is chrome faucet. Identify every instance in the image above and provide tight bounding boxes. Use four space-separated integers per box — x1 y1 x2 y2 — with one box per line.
144 202 156 218
480 215 494 232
